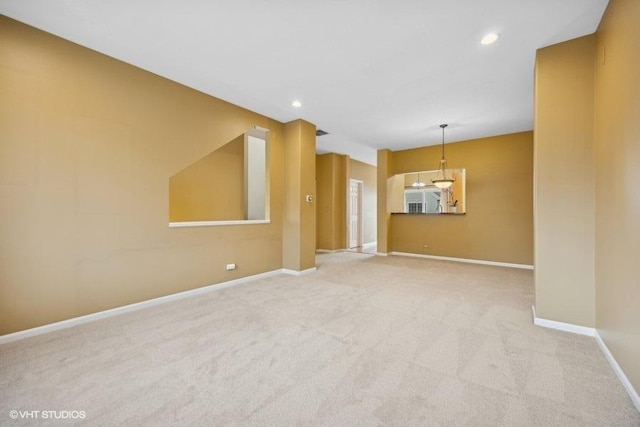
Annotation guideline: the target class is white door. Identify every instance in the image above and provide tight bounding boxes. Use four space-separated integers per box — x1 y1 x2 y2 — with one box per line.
349 180 363 248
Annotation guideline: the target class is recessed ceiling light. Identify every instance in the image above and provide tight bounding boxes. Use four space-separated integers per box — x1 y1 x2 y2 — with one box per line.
481 33 499 45
292 100 302 108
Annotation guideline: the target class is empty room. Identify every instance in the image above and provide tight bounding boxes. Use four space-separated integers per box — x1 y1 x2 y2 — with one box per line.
1 0 639 425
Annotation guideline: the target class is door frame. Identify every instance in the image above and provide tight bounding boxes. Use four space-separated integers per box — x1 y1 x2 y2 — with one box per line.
348 179 364 249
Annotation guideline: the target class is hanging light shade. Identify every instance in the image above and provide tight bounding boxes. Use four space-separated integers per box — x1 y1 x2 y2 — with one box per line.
412 172 426 187
432 124 455 189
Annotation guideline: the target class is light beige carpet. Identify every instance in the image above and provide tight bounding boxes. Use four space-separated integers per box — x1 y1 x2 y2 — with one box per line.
1 253 638 426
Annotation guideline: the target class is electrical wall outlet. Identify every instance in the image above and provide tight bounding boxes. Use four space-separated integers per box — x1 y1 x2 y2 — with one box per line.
225 263 236 271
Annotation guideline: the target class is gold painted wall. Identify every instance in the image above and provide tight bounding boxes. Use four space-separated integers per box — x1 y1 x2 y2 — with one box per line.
316 153 347 250
316 155 377 250
533 0 640 393
376 150 393 253
383 132 533 265
316 154 333 249
282 120 316 271
594 0 640 394
169 135 244 221
534 35 596 327
0 16 287 334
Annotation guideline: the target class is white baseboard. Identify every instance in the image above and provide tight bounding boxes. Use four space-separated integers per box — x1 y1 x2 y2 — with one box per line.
531 305 596 336
362 241 377 249
595 332 640 412
375 252 389 257
0 269 285 345
532 305 639 412
317 244 376 253
169 219 270 227
390 252 534 270
281 267 317 276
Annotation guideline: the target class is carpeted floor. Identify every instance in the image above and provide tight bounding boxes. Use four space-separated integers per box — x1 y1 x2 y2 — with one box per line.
1 253 638 426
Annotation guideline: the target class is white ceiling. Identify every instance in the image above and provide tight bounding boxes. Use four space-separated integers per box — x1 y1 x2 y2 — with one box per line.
0 0 608 165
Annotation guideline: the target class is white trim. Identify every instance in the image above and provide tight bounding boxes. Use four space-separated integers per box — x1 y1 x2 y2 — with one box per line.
169 219 270 228
281 267 317 276
390 251 534 270
375 252 389 257
347 179 364 249
531 306 639 412
317 242 375 253
595 332 640 412
531 305 596 336
0 269 283 345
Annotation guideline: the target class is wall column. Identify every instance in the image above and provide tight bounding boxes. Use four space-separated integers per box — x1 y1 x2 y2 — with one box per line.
534 35 596 326
283 119 316 272
594 0 640 393
316 153 347 251
376 149 392 254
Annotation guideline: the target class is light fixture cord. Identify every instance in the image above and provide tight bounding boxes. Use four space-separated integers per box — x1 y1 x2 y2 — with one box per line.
440 124 448 174
441 126 446 161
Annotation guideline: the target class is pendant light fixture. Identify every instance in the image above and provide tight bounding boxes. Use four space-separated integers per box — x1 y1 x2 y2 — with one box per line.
412 172 426 188
432 124 455 189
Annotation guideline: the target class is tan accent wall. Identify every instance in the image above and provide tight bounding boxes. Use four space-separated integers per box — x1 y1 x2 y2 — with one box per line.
533 0 640 393
316 155 377 250
533 35 596 327
0 16 289 334
316 153 347 250
382 132 533 265
316 154 332 249
594 0 640 394
282 120 316 271
348 159 377 245
376 150 393 253
169 135 244 222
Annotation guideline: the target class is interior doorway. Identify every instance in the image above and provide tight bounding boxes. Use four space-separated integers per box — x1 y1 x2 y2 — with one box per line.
348 179 363 249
